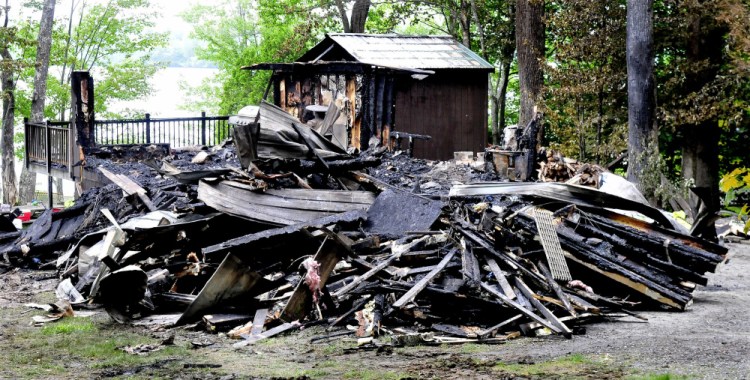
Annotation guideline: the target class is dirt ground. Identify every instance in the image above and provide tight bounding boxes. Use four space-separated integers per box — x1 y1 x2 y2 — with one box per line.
0 242 747 380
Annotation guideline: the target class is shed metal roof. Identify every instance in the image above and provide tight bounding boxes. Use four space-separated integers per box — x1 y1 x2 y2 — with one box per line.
298 33 494 71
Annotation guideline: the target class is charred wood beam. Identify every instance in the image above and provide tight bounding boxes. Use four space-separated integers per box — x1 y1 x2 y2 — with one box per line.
454 223 548 289
511 213 693 309
572 210 724 272
514 277 573 338
480 282 562 334
562 217 708 285
391 248 457 309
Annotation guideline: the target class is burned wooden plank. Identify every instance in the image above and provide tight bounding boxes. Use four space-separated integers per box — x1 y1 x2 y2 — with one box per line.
281 232 349 322
567 210 725 272
460 241 481 288
251 308 269 336
291 122 331 171
486 258 516 299
202 210 365 260
537 261 577 317
391 248 457 309
233 322 300 347
332 255 399 298
456 224 548 288
511 212 694 309
477 314 523 339
514 277 572 338
561 217 709 286
203 314 253 332
479 281 562 334
175 254 266 325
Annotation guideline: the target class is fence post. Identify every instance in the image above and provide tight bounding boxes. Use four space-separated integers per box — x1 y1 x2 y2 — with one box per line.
145 113 151 144
201 111 207 146
23 118 29 170
45 122 53 208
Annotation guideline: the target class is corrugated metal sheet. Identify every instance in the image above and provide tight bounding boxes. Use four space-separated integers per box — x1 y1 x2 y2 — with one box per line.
325 34 493 70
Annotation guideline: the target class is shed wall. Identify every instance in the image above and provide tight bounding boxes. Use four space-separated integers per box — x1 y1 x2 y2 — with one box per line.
394 71 488 160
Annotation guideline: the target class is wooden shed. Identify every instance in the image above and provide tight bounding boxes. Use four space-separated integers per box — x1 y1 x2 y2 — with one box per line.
246 34 493 160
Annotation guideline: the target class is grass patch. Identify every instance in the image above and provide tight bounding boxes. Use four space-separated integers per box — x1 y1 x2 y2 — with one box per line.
41 318 95 335
493 353 622 378
628 374 692 380
0 313 193 379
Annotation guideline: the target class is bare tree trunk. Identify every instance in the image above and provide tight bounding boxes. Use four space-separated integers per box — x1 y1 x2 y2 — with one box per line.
18 170 36 204
31 0 56 123
1 49 17 205
1 0 17 205
491 61 512 145
334 0 351 33
516 0 545 144
459 0 471 47
21 0 56 207
625 0 657 198
349 0 370 33
681 2 725 220
469 0 486 58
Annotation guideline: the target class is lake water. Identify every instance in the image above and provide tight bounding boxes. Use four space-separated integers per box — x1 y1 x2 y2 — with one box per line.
109 67 219 117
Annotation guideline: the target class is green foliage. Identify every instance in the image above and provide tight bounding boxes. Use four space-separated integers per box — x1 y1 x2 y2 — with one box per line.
181 0 335 115
546 0 629 164
720 167 750 233
12 0 168 121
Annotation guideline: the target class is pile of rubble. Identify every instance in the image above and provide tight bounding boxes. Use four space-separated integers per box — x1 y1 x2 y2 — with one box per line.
2 102 728 347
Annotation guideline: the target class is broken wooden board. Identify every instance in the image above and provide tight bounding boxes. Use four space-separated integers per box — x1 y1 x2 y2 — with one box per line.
202 210 365 261
280 232 349 322
364 189 443 237
198 180 375 226
391 248 457 309
175 254 267 325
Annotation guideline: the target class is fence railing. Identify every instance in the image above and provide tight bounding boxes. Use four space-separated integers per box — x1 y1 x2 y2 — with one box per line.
94 112 232 148
24 119 71 170
24 112 233 181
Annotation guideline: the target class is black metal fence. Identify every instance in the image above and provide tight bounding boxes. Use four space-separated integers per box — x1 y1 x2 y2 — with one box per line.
94 112 232 147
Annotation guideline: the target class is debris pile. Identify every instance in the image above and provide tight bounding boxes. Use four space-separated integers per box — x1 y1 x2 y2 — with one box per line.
4 101 729 347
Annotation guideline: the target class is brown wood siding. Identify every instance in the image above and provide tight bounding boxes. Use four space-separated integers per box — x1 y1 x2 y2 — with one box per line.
394 71 488 160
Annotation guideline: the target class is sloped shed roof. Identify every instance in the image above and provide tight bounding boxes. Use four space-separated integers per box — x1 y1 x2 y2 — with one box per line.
297 33 493 71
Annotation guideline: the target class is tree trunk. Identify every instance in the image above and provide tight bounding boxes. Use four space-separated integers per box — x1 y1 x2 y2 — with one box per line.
30 0 56 123
625 0 657 198
516 0 545 144
2 0 17 205
349 0 370 33
459 0 471 48
491 61 511 145
1 48 17 205
18 170 36 204
20 0 56 206
681 2 726 218
335 0 351 33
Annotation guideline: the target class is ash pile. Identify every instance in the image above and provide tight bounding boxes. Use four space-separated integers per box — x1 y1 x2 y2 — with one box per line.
4 101 728 347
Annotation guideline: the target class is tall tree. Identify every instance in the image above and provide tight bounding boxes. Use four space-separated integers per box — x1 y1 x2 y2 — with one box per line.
30 0 55 123
626 0 658 199
334 0 371 33
1 0 17 204
515 0 544 139
349 0 371 33
24 0 56 206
